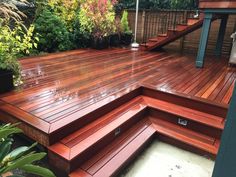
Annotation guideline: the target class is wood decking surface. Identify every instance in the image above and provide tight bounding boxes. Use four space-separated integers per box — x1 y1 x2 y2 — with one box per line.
0 48 235 144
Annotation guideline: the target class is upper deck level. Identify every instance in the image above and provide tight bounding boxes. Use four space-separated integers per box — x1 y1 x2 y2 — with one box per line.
199 0 236 9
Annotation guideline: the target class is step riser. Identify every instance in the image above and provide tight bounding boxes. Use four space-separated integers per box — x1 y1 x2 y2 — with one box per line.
157 134 217 159
48 87 142 144
149 109 222 139
143 87 228 118
49 109 147 173
167 30 178 36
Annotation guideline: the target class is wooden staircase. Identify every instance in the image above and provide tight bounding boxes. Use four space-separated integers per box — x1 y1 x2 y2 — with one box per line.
141 15 206 51
47 87 227 177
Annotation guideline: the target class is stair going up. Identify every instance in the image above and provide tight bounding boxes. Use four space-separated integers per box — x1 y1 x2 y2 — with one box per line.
141 15 209 51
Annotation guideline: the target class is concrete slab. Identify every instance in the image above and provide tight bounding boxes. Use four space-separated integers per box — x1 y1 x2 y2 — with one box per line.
120 140 214 177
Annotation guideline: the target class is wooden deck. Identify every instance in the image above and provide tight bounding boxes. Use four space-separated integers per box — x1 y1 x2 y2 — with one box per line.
0 48 235 146
0 48 234 176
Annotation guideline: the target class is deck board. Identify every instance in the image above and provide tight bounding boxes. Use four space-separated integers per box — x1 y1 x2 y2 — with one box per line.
0 48 235 145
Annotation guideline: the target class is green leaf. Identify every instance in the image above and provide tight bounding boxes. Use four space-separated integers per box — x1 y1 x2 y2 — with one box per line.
0 140 12 162
2 153 46 173
7 175 25 177
20 164 56 177
4 143 38 162
0 128 22 140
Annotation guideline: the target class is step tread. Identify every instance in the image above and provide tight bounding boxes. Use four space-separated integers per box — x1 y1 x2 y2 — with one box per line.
158 33 168 37
143 96 224 130
70 119 155 177
149 38 159 42
150 117 219 155
82 118 152 174
48 96 147 160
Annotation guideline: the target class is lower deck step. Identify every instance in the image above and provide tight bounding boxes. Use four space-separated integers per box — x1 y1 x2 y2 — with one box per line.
150 117 219 156
47 87 226 176
69 118 156 177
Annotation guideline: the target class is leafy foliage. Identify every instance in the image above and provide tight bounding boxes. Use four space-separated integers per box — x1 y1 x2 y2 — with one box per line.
0 0 29 23
115 0 198 11
120 10 132 35
170 0 198 9
48 0 80 30
34 8 73 52
0 123 56 177
79 0 117 39
0 21 38 85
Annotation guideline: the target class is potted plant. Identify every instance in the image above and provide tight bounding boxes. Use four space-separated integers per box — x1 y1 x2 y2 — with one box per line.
79 0 117 49
120 10 133 45
109 18 122 47
0 22 37 93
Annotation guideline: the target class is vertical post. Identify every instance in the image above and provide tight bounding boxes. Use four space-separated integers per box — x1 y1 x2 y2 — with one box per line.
140 10 146 42
132 0 140 48
180 11 188 53
214 15 229 57
212 83 236 177
196 12 213 68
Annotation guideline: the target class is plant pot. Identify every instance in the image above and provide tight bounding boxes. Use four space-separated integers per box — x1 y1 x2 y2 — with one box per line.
121 33 133 45
0 69 14 94
91 37 109 50
109 34 120 47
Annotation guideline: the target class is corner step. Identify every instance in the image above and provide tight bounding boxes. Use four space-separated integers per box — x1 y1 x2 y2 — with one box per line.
143 96 225 130
150 118 219 156
69 119 156 177
48 96 147 173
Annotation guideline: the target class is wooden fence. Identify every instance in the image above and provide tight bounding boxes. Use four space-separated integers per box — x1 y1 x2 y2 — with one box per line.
127 9 236 56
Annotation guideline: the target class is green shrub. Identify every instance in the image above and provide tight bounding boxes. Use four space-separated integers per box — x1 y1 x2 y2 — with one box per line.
70 18 90 48
34 8 73 52
0 123 56 177
120 10 132 35
79 0 116 39
0 21 38 85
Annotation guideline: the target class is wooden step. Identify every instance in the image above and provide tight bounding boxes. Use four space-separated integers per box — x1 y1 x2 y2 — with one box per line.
69 119 156 177
176 24 188 31
167 29 178 36
148 38 159 42
141 17 205 51
143 96 225 130
48 96 148 173
158 33 168 37
150 118 219 156
187 18 201 25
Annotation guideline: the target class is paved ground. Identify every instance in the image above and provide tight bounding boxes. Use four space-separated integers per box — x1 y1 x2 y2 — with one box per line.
120 140 214 177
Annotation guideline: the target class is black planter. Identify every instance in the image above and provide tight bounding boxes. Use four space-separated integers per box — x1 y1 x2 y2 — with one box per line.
0 69 14 94
121 33 133 45
109 34 120 47
91 37 109 50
